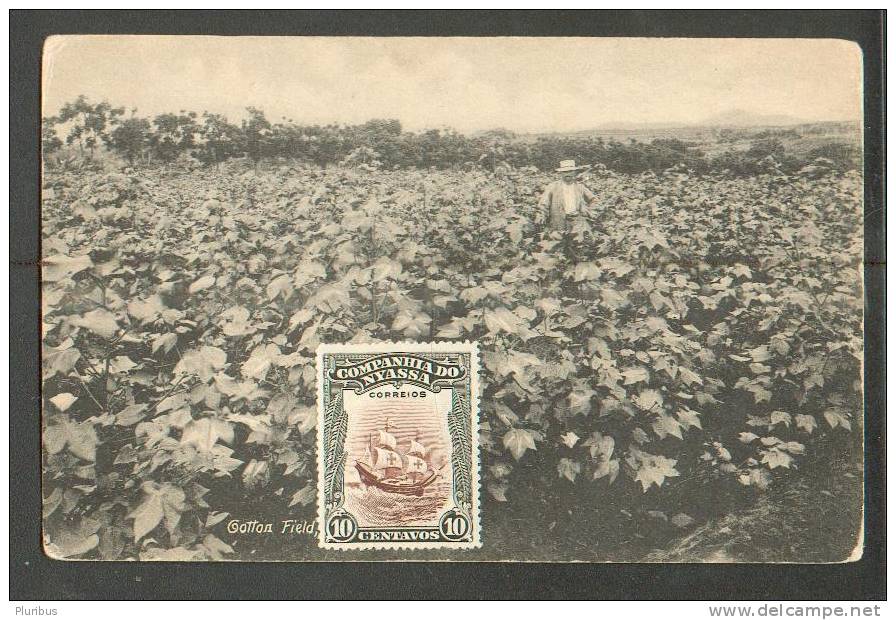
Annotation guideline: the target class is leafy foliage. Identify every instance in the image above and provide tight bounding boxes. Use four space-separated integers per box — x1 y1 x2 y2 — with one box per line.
41 160 862 559
57 95 125 159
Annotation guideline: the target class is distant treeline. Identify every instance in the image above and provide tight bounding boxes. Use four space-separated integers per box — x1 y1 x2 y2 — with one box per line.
43 96 860 176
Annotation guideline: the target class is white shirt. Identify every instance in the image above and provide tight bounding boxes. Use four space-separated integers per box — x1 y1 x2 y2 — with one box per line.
561 182 578 215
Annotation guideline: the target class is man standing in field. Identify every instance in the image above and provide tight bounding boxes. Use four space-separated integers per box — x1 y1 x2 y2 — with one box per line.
536 159 597 230
535 159 599 260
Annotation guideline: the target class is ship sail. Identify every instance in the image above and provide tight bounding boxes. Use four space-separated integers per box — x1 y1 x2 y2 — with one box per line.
408 440 427 458
405 454 427 475
345 461 361 485
353 422 438 495
373 446 403 471
377 430 397 451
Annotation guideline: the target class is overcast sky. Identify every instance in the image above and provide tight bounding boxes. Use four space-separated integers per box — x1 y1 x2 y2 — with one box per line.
42 36 862 133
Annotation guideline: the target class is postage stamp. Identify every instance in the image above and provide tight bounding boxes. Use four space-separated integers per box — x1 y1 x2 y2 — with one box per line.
316 342 480 549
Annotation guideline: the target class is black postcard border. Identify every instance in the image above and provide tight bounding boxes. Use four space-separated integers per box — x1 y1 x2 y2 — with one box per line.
9 10 885 601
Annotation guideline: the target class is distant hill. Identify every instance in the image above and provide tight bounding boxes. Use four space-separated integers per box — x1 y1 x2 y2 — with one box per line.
696 109 806 127
580 121 687 131
521 112 854 141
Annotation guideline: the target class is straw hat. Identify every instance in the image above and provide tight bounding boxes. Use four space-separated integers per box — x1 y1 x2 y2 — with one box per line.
555 159 589 173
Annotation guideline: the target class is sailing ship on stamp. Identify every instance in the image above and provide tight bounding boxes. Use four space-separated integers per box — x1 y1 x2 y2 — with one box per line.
354 418 438 496
318 342 480 549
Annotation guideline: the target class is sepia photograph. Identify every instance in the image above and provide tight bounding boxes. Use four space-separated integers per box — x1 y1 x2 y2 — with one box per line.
38 34 867 564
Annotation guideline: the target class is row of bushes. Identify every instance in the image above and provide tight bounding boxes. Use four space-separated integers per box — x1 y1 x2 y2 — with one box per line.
43 96 861 176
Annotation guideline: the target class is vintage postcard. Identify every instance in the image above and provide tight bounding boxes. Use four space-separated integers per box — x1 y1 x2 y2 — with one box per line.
317 343 480 549
40 35 866 562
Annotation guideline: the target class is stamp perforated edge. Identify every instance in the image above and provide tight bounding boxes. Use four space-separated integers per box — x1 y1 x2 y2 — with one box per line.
315 341 481 550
